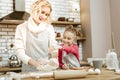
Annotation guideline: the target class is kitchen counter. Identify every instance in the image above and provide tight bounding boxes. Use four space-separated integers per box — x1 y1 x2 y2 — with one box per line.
1 68 119 80
72 68 120 80
0 61 89 73
22 69 120 80
0 67 21 73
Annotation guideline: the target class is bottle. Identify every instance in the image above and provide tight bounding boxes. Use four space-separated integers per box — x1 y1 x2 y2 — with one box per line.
106 49 119 70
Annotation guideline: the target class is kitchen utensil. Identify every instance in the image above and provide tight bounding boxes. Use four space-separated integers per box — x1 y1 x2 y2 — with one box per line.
92 60 103 70
66 18 74 22
106 49 119 70
9 54 21 68
58 17 65 21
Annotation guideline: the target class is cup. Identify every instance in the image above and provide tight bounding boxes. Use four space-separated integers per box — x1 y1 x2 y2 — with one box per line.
92 60 103 70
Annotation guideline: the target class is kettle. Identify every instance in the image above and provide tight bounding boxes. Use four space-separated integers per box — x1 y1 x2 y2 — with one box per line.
9 54 21 68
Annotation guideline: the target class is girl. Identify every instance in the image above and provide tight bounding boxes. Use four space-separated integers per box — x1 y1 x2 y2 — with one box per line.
58 25 80 69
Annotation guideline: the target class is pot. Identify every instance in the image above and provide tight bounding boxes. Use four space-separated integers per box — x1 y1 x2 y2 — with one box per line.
9 54 21 68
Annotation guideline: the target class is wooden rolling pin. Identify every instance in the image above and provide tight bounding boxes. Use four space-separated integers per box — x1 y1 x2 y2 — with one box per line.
53 70 87 79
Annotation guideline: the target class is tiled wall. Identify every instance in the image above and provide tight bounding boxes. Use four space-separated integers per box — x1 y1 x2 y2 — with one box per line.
0 0 82 67
0 0 80 22
0 24 16 67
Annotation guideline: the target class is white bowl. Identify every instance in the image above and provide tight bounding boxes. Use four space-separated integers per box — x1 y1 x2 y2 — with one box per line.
87 58 106 66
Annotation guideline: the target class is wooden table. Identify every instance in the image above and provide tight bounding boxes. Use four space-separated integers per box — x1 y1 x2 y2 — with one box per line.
66 68 120 80
1 67 120 80
0 67 21 73
21 68 120 80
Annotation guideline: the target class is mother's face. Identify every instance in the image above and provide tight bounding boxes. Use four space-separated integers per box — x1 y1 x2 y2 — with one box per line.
33 6 51 25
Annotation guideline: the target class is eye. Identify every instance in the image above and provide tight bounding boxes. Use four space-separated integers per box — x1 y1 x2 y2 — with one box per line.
41 11 50 17
41 11 45 14
45 13 50 16
67 37 71 40
63 36 66 39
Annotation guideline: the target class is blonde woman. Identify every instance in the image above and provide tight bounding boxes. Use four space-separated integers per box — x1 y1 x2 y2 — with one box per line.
15 0 58 72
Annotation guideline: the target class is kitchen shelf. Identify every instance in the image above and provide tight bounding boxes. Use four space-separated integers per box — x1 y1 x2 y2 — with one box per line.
52 21 81 25
0 20 81 25
0 20 24 24
56 37 86 41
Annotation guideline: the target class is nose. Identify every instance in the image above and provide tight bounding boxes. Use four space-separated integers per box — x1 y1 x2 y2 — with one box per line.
64 38 68 43
42 14 47 19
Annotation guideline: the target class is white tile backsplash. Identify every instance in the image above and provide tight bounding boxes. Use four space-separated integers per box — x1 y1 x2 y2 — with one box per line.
0 0 80 22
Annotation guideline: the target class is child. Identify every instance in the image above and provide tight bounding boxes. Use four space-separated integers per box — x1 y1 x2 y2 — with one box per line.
58 25 80 69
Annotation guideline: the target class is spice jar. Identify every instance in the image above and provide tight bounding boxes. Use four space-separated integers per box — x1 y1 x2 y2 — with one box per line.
56 32 61 37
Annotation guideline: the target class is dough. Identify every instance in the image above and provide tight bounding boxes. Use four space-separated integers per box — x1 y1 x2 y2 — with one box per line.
36 58 58 71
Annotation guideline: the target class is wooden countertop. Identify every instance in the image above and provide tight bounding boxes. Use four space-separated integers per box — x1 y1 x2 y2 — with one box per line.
19 68 120 80
70 68 120 80
1 68 120 80
0 67 21 72
0 61 89 73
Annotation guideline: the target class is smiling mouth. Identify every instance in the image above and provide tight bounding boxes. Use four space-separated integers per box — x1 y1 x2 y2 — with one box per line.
39 17 42 21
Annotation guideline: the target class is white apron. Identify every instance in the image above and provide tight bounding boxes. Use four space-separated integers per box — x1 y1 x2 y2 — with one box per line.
62 51 80 68
22 26 49 72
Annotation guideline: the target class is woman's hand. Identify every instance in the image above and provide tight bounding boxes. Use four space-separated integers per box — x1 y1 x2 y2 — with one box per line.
28 58 48 67
28 59 40 67
37 58 48 65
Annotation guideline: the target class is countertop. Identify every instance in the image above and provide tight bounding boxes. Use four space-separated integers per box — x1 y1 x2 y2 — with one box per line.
0 61 89 73
21 68 120 80
0 67 21 72
0 68 119 80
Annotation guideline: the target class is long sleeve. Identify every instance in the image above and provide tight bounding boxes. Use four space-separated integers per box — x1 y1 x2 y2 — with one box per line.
62 44 80 61
15 23 31 65
58 49 63 68
47 25 58 47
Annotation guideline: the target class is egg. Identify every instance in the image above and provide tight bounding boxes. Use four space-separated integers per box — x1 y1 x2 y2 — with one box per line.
88 68 94 72
95 68 101 74
115 70 120 74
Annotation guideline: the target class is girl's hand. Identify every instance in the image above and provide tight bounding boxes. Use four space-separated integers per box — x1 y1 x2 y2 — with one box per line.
62 64 69 70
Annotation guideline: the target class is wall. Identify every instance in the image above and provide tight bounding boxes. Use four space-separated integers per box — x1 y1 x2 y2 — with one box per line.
0 0 80 22
80 0 92 60
0 24 16 66
81 0 111 60
110 0 120 57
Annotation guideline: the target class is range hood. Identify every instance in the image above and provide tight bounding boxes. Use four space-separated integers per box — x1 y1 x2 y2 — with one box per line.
0 0 30 23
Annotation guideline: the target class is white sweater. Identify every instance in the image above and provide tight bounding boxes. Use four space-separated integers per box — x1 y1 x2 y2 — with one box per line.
15 18 57 65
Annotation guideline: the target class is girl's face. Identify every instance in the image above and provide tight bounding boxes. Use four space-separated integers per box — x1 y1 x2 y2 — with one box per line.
62 32 75 46
33 6 51 25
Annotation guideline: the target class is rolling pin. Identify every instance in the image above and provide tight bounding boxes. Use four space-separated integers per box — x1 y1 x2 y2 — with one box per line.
53 70 87 79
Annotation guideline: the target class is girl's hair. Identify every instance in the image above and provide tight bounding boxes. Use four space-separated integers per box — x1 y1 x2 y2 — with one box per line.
30 0 52 24
64 25 77 43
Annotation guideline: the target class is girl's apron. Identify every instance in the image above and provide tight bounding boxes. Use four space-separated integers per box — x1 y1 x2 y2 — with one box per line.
62 51 80 68
22 26 49 72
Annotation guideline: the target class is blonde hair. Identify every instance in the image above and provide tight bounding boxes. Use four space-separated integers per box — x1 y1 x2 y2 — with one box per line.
63 25 77 43
30 0 52 24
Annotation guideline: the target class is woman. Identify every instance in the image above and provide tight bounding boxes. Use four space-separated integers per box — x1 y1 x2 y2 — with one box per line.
15 0 58 72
